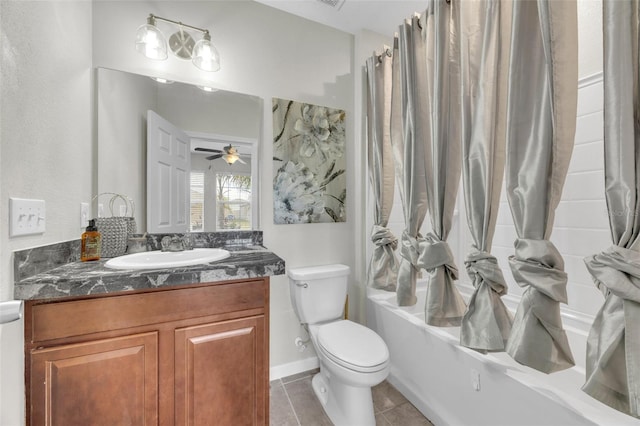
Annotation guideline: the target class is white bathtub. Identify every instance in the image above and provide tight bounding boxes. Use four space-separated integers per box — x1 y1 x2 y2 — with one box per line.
366 282 640 426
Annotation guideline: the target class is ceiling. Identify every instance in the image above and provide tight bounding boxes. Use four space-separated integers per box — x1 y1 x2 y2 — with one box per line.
254 0 427 36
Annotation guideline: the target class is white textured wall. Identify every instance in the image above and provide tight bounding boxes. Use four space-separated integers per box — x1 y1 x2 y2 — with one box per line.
91 0 356 379
0 1 359 423
0 2 93 425
97 68 157 229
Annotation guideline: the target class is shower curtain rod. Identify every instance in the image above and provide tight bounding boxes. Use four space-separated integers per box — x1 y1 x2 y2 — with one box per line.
371 0 451 64
376 49 393 63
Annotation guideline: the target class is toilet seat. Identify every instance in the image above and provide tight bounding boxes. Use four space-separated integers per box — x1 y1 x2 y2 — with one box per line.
316 320 389 373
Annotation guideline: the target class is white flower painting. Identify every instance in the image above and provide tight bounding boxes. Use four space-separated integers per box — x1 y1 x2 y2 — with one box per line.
273 98 346 224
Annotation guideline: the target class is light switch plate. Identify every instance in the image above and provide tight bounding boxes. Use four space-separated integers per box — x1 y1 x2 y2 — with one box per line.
10 198 46 237
80 202 89 228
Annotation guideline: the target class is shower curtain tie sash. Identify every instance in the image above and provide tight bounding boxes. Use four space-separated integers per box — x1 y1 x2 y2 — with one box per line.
465 250 508 295
417 234 459 280
584 245 640 416
508 238 568 303
399 230 426 267
584 245 640 303
371 225 398 250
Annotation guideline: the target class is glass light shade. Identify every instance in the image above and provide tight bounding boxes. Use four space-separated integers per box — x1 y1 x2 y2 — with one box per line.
150 77 174 84
198 86 218 92
135 22 168 60
224 154 239 164
192 33 221 72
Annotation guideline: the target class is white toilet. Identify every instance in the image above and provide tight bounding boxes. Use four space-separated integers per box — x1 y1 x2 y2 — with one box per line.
288 264 390 426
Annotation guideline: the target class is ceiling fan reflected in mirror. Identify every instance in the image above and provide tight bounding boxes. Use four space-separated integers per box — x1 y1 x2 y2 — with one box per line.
194 145 247 165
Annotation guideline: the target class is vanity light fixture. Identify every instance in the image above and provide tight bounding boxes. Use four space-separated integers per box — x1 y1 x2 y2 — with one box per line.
135 14 221 72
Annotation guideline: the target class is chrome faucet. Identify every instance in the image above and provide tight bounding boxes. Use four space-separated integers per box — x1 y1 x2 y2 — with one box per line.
161 235 193 252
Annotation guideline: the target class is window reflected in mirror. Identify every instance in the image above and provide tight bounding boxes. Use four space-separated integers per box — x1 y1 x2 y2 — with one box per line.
216 173 252 230
190 172 205 232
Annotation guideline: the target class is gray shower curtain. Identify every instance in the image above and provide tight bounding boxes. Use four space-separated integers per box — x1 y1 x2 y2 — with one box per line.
396 15 429 307
504 0 578 373
582 0 640 418
458 0 513 350
420 0 466 326
366 49 399 291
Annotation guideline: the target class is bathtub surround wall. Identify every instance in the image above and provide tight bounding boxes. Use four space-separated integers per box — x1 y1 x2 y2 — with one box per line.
582 0 640 417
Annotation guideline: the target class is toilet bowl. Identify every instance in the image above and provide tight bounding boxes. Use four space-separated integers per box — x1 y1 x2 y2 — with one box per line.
309 320 390 425
288 265 390 426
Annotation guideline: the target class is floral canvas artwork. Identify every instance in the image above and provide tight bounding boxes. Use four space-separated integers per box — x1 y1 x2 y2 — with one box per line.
272 98 346 224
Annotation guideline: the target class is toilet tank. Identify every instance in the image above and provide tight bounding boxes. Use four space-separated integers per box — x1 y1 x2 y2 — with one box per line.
288 264 350 324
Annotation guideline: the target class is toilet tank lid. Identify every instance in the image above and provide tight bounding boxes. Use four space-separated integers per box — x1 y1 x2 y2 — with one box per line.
287 264 350 281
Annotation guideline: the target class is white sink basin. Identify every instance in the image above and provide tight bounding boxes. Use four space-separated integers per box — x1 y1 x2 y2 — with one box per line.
104 248 230 270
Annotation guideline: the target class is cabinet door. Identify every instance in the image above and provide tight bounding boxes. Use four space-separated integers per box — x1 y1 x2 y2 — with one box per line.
175 316 266 426
30 332 158 426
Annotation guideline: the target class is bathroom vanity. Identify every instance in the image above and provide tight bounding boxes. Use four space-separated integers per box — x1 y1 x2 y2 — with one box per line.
14 234 284 426
25 277 268 425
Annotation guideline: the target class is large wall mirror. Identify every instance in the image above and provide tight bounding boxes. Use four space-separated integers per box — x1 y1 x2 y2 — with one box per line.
97 68 262 233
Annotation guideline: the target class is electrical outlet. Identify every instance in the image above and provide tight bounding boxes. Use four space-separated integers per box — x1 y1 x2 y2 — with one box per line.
80 202 89 228
9 198 46 237
470 369 481 391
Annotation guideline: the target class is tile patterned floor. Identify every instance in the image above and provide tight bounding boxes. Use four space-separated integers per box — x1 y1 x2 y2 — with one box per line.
270 369 434 426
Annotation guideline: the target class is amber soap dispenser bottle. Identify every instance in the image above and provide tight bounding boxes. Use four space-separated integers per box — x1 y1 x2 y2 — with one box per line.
81 219 101 261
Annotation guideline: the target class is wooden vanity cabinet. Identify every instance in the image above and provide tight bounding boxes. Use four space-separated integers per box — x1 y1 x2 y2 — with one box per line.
24 277 270 426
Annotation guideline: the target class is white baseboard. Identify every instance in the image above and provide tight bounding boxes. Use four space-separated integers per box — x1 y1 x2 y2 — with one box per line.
270 356 319 381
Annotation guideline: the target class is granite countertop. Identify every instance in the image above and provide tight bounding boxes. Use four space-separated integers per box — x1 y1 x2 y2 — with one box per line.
15 245 285 301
